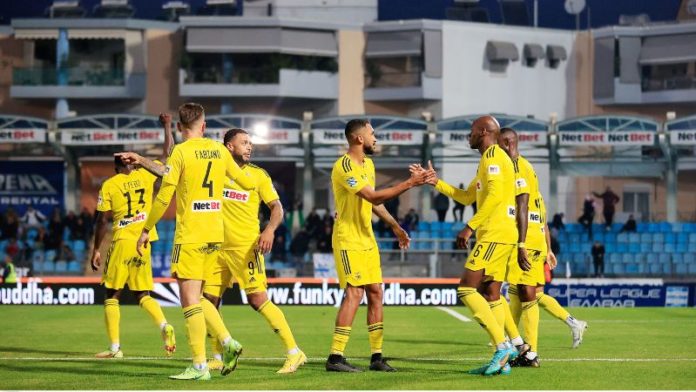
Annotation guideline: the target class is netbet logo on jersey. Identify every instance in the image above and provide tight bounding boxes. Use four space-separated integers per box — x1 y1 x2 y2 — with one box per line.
223 188 250 203
191 200 222 212
118 212 147 227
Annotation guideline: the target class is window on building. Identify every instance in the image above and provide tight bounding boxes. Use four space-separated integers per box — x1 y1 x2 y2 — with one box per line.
623 190 650 221
364 56 423 88
641 62 695 92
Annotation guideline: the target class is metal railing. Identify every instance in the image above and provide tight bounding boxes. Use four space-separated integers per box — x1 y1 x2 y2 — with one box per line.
183 67 280 84
365 70 422 88
13 67 126 86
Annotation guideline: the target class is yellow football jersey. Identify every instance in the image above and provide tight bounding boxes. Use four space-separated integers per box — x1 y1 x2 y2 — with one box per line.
97 168 159 242
331 154 377 250
514 156 546 251
467 144 518 244
222 163 279 250
163 137 250 245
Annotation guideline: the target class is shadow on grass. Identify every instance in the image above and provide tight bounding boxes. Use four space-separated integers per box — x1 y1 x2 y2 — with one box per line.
388 338 485 347
0 345 91 356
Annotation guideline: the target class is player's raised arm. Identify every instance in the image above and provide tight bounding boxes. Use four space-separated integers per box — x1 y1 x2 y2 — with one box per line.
114 152 167 177
159 112 175 162
373 203 410 249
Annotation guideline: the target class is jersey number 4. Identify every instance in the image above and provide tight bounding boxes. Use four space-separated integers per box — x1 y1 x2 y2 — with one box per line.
202 161 214 197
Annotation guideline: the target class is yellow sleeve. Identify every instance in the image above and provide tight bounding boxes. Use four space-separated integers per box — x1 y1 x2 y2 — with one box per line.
144 182 175 231
224 153 254 190
468 155 503 230
434 178 476 205
162 147 183 186
515 160 531 197
258 170 280 204
336 157 369 194
96 182 112 212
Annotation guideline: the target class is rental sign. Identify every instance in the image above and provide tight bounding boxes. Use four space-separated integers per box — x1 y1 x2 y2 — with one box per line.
559 131 655 146
314 129 424 145
61 129 164 145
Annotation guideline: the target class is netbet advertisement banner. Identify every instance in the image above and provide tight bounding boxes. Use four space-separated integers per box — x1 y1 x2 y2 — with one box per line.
314 129 423 145
200 129 300 144
61 129 164 145
441 131 546 146
3 277 694 307
0 129 46 143
0 160 65 216
558 131 655 146
670 130 696 145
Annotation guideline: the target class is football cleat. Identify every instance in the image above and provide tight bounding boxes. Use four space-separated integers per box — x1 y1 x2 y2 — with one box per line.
95 349 123 359
571 320 588 348
168 365 211 381
162 323 176 357
277 350 307 374
325 356 362 372
369 358 396 372
221 339 243 376
499 363 512 375
483 348 510 376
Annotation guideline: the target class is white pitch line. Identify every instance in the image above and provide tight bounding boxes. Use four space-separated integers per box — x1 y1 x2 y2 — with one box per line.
3 357 693 363
436 306 472 322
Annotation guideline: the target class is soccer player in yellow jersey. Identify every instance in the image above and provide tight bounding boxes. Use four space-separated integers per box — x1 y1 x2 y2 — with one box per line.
201 128 306 374
417 116 522 376
326 119 430 373
90 113 175 359
498 128 587 366
132 103 255 381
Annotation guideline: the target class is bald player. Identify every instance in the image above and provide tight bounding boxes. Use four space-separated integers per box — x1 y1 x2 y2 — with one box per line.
415 116 522 376
498 128 587 367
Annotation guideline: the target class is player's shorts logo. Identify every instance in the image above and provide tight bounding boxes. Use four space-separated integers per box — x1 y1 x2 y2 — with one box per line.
191 200 222 212
347 177 358 188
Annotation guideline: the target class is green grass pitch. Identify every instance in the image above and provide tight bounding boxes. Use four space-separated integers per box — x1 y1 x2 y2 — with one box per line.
1 305 695 389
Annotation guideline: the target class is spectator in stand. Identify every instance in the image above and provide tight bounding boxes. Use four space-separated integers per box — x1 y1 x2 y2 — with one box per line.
620 214 637 233
591 241 605 278
21 206 46 231
433 191 450 222
578 195 595 239
2 256 17 284
593 186 620 231
384 197 400 225
322 210 334 230
79 208 94 238
55 242 75 263
70 217 89 241
316 224 333 253
402 208 419 233
550 212 566 232
305 208 322 238
5 237 20 261
64 210 78 234
33 227 47 252
1 209 20 240
45 212 64 251
452 183 466 222
289 229 311 275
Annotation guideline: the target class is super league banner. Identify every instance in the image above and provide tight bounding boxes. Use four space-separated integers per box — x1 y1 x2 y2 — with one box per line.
0 160 65 216
3 278 694 307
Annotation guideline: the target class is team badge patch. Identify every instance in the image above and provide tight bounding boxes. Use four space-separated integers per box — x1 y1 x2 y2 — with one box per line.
163 165 171 176
488 165 500 174
516 178 527 188
347 177 358 188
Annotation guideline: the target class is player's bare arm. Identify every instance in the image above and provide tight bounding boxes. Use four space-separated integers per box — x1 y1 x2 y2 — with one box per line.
355 168 429 205
90 210 111 271
114 153 167 177
159 112 175 160
373 203 410 250
257 199 283 254
545 223 557 269
516 191 531 271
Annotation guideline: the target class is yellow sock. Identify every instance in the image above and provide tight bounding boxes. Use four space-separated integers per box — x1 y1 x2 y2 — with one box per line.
208 334 223 358
200 297 231 342
139 295 167 327
330 326 352 355
182 304 206 364
508 285 522 325
457 287 506 345
521 298 540 352
500 297 522 340
257 300 297 352
488 298 506 331
104 298 120 347
538 292 570 322
367 322 384 354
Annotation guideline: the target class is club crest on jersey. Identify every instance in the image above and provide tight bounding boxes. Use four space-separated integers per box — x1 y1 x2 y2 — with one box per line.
488 165 500 175
97 196 103 205
118 212 146 227
191 200 222 212
163 165 171 176
516 178 527 188
347 177 358 188
223 188 250 203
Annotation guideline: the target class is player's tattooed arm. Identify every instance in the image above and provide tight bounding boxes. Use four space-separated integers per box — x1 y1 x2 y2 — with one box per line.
114 152 167 177
159 112 175 161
